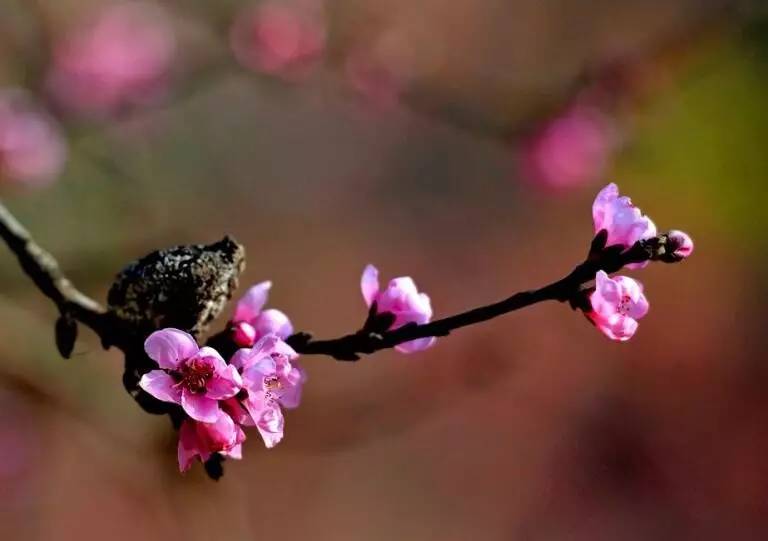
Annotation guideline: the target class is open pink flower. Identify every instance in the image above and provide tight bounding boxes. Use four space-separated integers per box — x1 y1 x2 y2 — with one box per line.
520 105 615 189
225 335 305 448
229 2 325 81
139 329 242 423
0 90 67 187
667 230 694 260
177 411 246 472
592 183 657 269
231 281 293 347
587 271 649 342
361 264 436 354
47 2 175 117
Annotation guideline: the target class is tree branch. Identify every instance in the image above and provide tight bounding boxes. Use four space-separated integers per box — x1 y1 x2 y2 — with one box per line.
282 232 674 361
0 200 110 352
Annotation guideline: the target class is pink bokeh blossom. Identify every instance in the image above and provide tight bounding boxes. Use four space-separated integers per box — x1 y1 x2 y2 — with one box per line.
361 264 436 354
47 2 175 118
230 2 326 81
231 281 293 347
177 411 246 472
0 90 67 187
519 105 616 189
587 271 649 342
139 329 242 423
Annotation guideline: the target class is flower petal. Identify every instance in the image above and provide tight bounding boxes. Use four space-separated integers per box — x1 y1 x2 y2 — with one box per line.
138 370 181 404
395 336 436 354
196 346 227 373
181 390 220 423
360 264 380 307
233 281 272 323
144 329 198 369
592 183 619 232
252 309 294 340
206 365 242 400
177 420 201 473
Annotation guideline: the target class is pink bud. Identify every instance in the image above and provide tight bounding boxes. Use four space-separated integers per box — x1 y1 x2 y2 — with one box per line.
667 230 694 260
232 321 257 347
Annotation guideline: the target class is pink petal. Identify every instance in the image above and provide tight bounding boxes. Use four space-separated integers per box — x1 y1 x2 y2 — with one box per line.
138 370 181 404
233 281 272 323
256 404 285 449
599 314 639 342
206 365 242 400
252 309 294 340
592 183 619 232
181 390 219 423
395 336 436 354
360 264 380 307
144 328 198 369
196 346 227 373
177 420 200 473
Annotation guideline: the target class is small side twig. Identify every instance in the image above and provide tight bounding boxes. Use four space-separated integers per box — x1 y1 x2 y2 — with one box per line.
0 201 111 353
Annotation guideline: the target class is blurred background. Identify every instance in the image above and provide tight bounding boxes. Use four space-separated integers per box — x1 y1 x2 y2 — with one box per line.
1 0 767 539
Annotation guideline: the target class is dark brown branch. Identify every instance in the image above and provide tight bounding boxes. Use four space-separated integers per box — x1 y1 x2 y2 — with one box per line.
0 200 110 350
283 232 678 361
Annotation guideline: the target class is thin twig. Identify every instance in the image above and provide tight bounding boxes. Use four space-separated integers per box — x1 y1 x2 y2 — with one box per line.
0 200 109 342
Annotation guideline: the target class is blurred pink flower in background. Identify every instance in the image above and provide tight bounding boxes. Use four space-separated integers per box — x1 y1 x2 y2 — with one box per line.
361 264 436 354
177 411 246 472
231 281 294 347
47 1 176 118
587 270 649 342
344 50 407 109
0 89 67 187
518 104 617 189
229 1 326 81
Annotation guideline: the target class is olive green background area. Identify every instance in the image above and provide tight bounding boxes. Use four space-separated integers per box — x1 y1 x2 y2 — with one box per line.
1 1 767 540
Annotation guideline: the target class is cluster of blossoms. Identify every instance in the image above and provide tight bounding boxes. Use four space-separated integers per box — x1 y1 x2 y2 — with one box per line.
139 327 305 472
138 264 436 472
586 183 693 341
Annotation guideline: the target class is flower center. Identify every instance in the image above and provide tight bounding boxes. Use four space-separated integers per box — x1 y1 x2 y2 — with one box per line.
617 295 632 316
264 374 282 392
177 358 214 394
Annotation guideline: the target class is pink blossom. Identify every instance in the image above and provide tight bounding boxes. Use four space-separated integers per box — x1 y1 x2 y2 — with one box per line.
231 281 293 347
229 2 325 81
667 230 694 260
519 105 615 189
361 264 436 354
587 271 649 342
0 90 67 187
227 335 306 447
139 329 242 423
592 183 657 269
177 410 246 472
344 51 406 109
47 2 175 117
